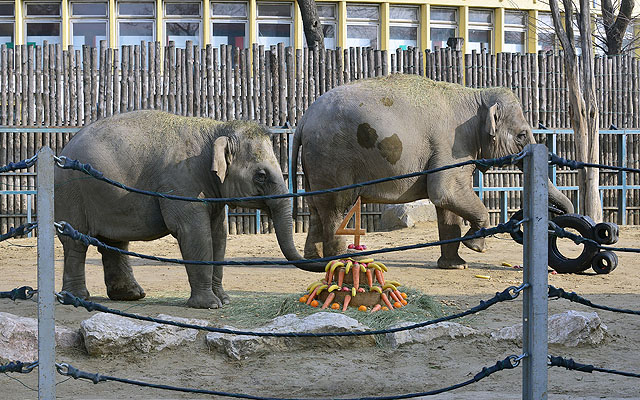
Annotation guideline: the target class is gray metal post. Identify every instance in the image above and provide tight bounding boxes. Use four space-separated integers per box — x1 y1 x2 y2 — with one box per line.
522 143 549 399
37 147 56 399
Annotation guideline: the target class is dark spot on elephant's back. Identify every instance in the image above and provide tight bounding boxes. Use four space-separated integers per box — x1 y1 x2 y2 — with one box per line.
357 123 378 149
381 97 393 107
377 134 403 164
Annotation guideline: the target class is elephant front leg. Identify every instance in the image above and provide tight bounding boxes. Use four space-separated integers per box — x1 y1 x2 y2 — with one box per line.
319 205 348 257
304 201 324 259
60 235 91 299
435 207 468 269
98 240 145 301
210 207 230 306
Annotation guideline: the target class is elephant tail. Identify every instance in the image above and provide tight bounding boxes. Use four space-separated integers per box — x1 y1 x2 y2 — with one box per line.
291 119 304 220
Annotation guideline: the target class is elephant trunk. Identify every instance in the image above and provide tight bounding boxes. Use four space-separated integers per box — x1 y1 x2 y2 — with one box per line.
548 178 574 214
267 198 326 273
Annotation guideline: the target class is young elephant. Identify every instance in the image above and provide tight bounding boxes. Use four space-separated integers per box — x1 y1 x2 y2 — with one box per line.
292 74 574 269
55 110 320 308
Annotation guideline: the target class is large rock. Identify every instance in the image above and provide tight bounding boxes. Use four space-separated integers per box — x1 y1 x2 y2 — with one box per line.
0 312 82 362
81 313 209 356
379 200 437 230
386 321 479 348
206 312 375 360
492 310 608 346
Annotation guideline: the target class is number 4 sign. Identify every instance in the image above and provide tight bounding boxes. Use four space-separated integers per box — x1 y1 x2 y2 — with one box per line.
335 197 366 248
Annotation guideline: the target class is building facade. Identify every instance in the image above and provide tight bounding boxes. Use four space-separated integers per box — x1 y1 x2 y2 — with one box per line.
0 0 638 54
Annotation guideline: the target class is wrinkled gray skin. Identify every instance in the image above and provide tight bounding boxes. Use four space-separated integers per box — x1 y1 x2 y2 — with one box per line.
292 74 574 269
55 110 317 309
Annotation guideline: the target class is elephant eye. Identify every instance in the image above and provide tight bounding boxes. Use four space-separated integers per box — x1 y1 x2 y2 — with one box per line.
517 131 527 141
254 170 267 184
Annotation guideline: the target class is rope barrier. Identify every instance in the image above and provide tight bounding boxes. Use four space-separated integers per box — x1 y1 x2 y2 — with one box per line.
0 286 36 301
0 154 38 173
55 284 525 337
549 221 640 254
54 151 526 204
0 361 38 374
548 285 640 316
549 355 640 379
55 218 524 266
549 153 640 174
0 222 38 243
54 355 522 399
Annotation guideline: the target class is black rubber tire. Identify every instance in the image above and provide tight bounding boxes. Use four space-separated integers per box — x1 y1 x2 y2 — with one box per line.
509 206 568 245
593 222 619 245
592 251 618 274
548 214 599 274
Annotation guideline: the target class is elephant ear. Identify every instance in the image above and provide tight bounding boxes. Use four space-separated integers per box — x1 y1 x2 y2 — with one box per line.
212 136 233 183
485 103 499 140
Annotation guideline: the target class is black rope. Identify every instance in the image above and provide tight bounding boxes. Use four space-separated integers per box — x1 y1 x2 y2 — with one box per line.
56 151 525 204
549 355 640 378
0 222 38 242
548 285 640 315
56 285 522 337
549 153 640 174
0 361 38 374
56 218 522 266
0 286 36 301
55 355 520 399
0 155 38 173
549 221 640 254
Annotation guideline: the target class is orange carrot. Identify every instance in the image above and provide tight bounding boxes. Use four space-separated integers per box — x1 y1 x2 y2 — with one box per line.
389 291 401 303
321 292 336 309
394 290 404 302
381 293 394 309
337 268 345 287
306 286 320 305
371 304 382 313
352 265 360 290
375 269 385 285
366 268 374 287
342 294 352 311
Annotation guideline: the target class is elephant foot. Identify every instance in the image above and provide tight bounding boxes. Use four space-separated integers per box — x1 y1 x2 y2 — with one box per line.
304 243 323 259
61 284 90 300
462 230 487 253
437 255 468 270
107 282 146 301
213 286 230 305
187 290 223 309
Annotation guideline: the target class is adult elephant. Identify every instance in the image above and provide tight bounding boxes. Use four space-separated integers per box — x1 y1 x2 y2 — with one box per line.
292 74 574 269
55 110 324 309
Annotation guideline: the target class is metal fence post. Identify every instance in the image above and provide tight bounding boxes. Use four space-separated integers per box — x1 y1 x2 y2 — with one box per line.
37 147 56 399
522 143 549 399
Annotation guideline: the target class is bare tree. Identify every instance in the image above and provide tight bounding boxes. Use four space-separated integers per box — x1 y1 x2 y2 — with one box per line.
549 0 603 221
297 0 325 50
596 0 637 55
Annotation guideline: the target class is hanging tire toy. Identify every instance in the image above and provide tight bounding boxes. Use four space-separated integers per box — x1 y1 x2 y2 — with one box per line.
548 214 599 274
509 206 567 245
593 222 619 245
591 251 618 274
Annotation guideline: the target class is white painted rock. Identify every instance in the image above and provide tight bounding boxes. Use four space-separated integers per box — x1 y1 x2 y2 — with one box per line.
379 200 437 230
206 312 375 360
81 313 209 356
386 321 479 348
491 310 608 346
0 312 82 362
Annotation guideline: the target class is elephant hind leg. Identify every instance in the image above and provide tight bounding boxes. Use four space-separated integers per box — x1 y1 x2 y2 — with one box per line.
435 207 468 269
304 201 324 259
60 234 91 299
98 240 145 301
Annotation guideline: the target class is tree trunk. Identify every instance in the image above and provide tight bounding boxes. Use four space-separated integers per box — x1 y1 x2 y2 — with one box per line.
297 0 325 50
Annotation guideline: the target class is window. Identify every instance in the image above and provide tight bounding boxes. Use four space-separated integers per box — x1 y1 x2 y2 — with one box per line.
303 4 336 49
212 2 247 47
389 6 419 50
430 7 457 50
346 5 379 49
467 8 492 53
25 2 61 46
165 2 201 47
0 2 13 47
257 2 293 47
504 10 527 53
117 1 155 46
537 12 556 52
71 2 108 48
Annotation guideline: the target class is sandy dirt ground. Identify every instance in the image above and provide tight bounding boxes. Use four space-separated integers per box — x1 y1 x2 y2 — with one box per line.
1 221 639 399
